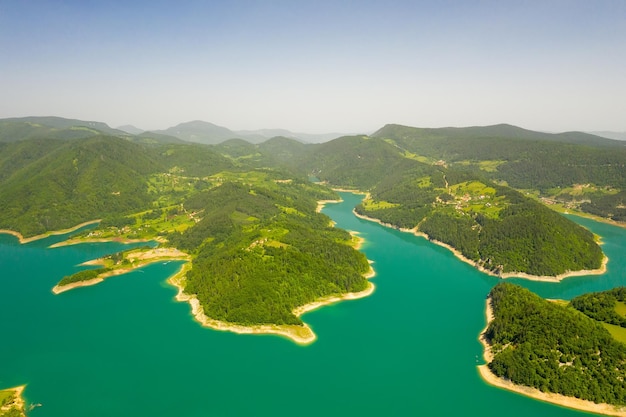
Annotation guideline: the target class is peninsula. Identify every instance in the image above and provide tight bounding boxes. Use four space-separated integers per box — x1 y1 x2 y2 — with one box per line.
304 134 608 278
52 247 191 294
479 283 626 416
169 262 375 344
353 209 608 282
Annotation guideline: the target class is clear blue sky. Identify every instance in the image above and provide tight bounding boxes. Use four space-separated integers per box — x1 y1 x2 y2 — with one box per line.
1 0 625 133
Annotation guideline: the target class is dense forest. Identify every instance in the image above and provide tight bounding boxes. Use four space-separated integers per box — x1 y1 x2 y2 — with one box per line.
571 287 626 328
169 180 371 325
58 268 111 287
0 136 160 236
485 283 626 405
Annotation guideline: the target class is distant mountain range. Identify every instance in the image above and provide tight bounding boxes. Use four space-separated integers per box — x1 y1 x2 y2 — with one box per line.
1 116 624 147
0 117 349 145
151 120 349 144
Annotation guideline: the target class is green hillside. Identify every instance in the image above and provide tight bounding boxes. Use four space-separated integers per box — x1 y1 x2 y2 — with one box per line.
0 136 160 236
0 117 127 142
301 135 407 189
372 124 626 222
169 180 370 326
485 283 626 405
299 134 603 276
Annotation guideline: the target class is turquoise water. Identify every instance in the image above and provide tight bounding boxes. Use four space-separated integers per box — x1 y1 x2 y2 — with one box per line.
2 193 626 416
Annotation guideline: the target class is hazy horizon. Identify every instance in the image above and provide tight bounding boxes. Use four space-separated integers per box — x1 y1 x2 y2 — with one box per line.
1 1 625 133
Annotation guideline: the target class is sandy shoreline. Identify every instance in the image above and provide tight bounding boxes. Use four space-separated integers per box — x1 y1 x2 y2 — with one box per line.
166 200 377 344
0 220 100 244
350 232 365 250
13 197 377 344
478 298 626 416
561 209 626 230
52 248 190 294
352 210 608 282
0 385 26 416
48 236 156 248
330 188 367 194
168 264 375 345
316 199 342 213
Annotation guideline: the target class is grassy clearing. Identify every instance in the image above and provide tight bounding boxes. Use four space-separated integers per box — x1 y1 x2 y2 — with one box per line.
450 180 497 196
211 170 270 184
463 203 503 218
615 301 626 317
602 322 626 345
478 160 506 172
447 180 505 218
402 151 433 164
278 205 305 216
361 199 400 210
454 159 506 172
70 205 196 243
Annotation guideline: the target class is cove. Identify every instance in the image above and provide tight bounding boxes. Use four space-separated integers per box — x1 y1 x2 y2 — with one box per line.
2 192 626 416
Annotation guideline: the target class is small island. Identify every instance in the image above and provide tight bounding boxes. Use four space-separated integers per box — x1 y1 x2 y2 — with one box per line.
479 283 626 416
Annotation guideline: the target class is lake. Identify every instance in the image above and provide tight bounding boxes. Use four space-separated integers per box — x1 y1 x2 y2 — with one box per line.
1 192 625 416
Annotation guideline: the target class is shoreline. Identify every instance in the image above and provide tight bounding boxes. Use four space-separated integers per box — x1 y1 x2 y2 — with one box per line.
49 235 164 248
0 220 101 244
15 197 378 344
330 187 368 194
350 232 365 250
0 385 26 416
316 199 342 213
352 209 608 282
478 298 626 417
168 264 376 345
559 208 626 231
52 248 191 294
167 198 377 344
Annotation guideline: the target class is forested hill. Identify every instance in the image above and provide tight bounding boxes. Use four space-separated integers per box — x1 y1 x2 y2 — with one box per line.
373 123 626 147
168 180 370 326
0 116 128 142
301 134 603 276
0 136 161 236
372 123 626 223
484 283 626 406
0 130 372 333
300 135 409 189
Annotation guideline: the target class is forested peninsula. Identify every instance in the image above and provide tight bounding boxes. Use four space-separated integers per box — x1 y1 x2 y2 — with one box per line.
1 116 623 343
480 283 626 416
302 135 606 278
